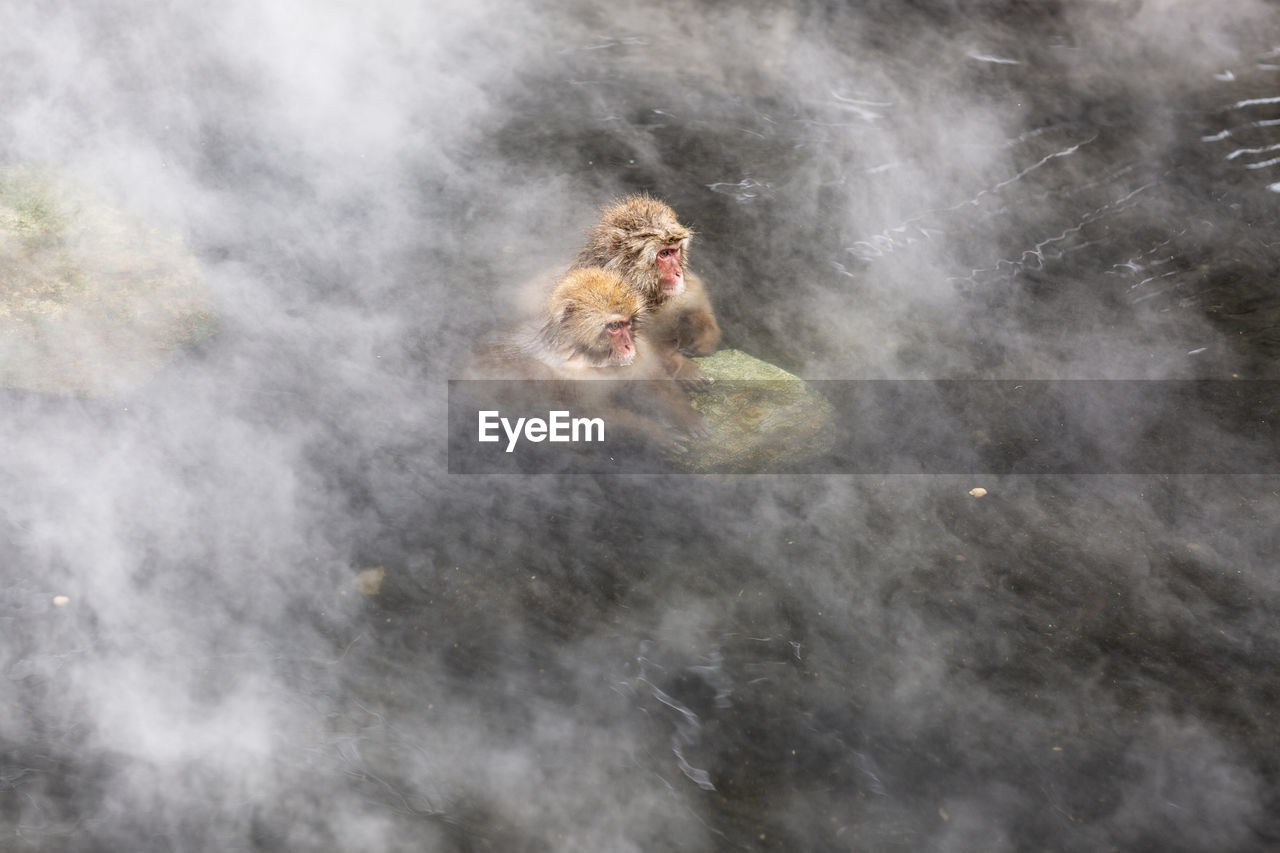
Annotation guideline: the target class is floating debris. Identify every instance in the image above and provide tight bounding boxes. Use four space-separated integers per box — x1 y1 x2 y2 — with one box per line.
355 566 386 596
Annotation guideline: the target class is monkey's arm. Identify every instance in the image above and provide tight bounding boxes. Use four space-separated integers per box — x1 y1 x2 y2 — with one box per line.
671 272 721 356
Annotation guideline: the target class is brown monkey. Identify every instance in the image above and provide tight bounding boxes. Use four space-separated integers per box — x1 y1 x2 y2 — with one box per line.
572 195 721 388
473 267 644 375
469 267 706 451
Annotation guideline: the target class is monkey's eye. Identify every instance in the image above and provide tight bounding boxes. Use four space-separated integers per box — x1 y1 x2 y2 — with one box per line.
606 321 624 332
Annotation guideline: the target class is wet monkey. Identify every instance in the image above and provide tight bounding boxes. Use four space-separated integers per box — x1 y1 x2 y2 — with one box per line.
530 267 642 371
469 267 706 451
572 195 721 388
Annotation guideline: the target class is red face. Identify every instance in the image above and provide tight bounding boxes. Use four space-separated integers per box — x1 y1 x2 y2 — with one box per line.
656 242 685 297
605 317 636 366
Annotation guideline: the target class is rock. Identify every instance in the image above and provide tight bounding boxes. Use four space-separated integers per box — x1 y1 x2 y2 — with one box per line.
0 164 216 397
668 349 835 473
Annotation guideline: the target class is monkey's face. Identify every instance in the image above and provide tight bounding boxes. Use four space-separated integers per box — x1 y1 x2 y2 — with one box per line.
655 242 686 298
549 267 644 368
622 235 689 307
568 311 637 368
599 315 637 366
586 195 692 307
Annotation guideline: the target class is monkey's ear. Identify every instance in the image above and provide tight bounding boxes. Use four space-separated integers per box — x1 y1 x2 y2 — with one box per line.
557 302 577 323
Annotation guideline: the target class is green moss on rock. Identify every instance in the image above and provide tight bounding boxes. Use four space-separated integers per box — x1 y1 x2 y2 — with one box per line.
668 349 835 473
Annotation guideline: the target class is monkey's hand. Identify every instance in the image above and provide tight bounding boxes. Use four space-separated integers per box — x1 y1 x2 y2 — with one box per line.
669 405 711 440
669 353 712 391
683 418 712 440
651 426 691 454
649 381 711 441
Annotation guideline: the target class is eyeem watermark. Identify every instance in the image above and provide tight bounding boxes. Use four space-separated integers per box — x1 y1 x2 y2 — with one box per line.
451 379 1280 474
478 410 605 452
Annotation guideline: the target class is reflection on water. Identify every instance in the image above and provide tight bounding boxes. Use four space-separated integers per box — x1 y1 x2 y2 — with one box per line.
3 1 1280 851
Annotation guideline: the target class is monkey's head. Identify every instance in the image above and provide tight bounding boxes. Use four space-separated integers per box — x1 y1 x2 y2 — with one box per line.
579 194 692 307
546 267 645 368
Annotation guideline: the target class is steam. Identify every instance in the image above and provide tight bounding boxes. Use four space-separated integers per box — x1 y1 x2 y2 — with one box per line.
3 1 1278 850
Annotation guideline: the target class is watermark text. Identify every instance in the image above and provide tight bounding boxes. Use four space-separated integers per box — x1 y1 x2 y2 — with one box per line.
478 410 605 452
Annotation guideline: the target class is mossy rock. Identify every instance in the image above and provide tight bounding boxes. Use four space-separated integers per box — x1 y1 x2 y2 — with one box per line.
0 164 217 397
669 349 835 472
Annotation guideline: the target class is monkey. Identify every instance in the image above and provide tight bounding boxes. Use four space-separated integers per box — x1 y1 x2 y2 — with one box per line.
571 195 721 389
532 267 643 371
468 267 707 452
473 267 644 375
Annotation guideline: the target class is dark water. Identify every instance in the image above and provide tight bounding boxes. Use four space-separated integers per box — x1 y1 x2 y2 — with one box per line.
3 1 1280 850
